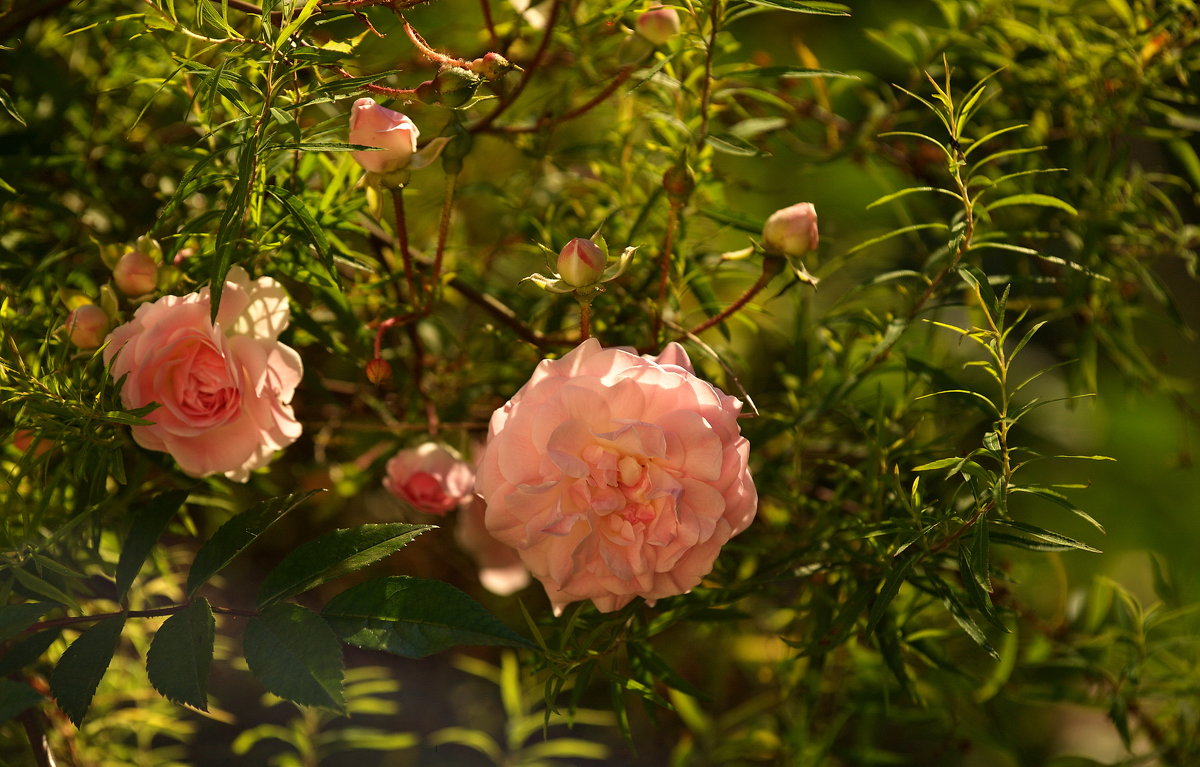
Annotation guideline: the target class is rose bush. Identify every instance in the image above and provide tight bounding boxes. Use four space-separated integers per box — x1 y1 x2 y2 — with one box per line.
383 442 474 515
475 339 757 613
103 266 302 481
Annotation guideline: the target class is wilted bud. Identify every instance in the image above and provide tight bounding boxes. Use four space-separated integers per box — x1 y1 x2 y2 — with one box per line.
557 238 606 287
366 357 393 385
636 5 681 46
663 160 695 203
349 98 420 174
762 202 819 257
65 305 110 349
113 250 159 296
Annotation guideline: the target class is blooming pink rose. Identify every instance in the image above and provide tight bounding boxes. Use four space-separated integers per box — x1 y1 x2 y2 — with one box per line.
762 202 819 257
456 498 531 596
103 266 302 482
383 442 474 516
475 339 757 614
349 98 420 175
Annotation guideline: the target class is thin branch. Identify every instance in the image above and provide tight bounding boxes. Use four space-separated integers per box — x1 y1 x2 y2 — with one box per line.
430 173 459 301
480 0 499 49
484 66 635 134
447 276 558 348
682 261 777 338
471 0 564 133
24 604 258 635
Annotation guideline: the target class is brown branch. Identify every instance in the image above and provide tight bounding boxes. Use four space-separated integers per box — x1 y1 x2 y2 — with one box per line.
470 0 564 133
401 17 467 66
653 202 681 343
430 172 458 301
485 66 635 134
682 259 778 338
480 0 499 49
447 276 558 348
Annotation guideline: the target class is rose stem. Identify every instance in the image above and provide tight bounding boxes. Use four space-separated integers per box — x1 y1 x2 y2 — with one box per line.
684 260 775 337
579 296 592 341
390 187 418 306
430 172 458 301
480 0 499 49
405 323 440 435
653 201 681 345
471 0 563 133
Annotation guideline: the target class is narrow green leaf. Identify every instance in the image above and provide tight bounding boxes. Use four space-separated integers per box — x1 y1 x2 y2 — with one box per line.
257 523 433 608
992 520 1099 552
322 576 533 659
49 615 126 726
937 581 998 659
116 489 189 602
866 555 917 635
11 568 80 612
0 602 57 643
146 599 215 710
704 133 766 157
1010 320 1048 359
914 389 1000 416
728 66 857 79
962 123 1028 158
741 0 850 14
264 185 336 287
188 490 321 597
0 680 43 725
244 604 344 713
1009 486 1106 533
912 457 961 471
985 193 1078 216
0 629 62 677
956 264 1001 323
844 223 949 256
866 186 962 209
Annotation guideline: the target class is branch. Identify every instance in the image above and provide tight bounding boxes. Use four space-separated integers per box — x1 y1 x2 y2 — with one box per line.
470 0 564 133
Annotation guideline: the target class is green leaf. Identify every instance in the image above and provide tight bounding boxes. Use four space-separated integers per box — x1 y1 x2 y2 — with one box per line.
0 602 57 643
933 579 998 659
188 490 320 597
322 576 533 659
0 679 43 725
741 0 851 15
146 599 215 710
866 555 917 635
727 66 857 79
990 520 1101 553
1009 486 1106 533
10 568 80 612
115 489 189 602
244 604 344 713
49 615 126 726
257 523 433 608
0 628 62 677
704 133 766 157
844 223 949 256
866 186 963 209
264 185 336 288
985 193 1078 216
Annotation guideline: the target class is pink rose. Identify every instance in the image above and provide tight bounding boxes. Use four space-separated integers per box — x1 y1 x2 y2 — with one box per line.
762 202 819 257
348 98 420 175
636 5 681 46
455 498 531 596
475 339 757 614
383 442 474 516
103 266 302 482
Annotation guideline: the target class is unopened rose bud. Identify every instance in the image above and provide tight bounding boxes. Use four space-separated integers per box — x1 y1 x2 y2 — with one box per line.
663 161 695 203
65 305 110 349
349 97 420 174
636 5 681 46
470 52 515 81
762 202 819 257
366 358 393 385
416 80 438 104
557 238 606 287
434 66 482 108
113 250 159 297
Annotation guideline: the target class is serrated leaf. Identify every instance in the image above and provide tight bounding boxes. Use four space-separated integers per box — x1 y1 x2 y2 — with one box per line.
116 489 189 602
0 679 43 725
244 604 344 713
49 615 126 726
146 599 215 710
257 523 432 608
322 576 533 659
0 629 62 677
188 490 320 597
0 602 57 643
985 193 1078 216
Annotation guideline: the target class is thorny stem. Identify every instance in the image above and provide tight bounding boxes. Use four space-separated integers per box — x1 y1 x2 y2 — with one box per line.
653 202 682 344
401 17 467 67
471 0 564 133
579 297 593 341
391 187 418 306
430 172 459 301
25 604 259 634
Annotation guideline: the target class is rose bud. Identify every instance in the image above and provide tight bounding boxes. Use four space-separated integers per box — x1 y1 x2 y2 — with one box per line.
365 357 392 385
349 98 420 174
557 238 606 287
469 52 515 81
636 4 681 46
383 443 474 516
113 250 159 297
762 202 819 257
65 305 110 349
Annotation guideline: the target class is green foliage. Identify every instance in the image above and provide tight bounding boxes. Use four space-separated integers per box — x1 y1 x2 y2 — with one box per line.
244 603 346 715
146 597 215 710
49 614 126 727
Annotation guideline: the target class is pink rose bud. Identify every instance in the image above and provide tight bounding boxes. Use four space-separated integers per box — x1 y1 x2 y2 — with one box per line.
113 250 159 297
365 358 392 385
384 443 475 516
557 238 606 287
475 339 757 614
636 5 681 46
65 305 110 349
349 98 420 174
762 202 818 257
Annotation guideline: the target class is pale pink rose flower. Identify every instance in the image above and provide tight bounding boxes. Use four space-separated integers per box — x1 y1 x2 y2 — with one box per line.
103 266 303 482
348 98 420 175
456 498 531 596
383 442 474 516
762 202 819 257
475 339 757 614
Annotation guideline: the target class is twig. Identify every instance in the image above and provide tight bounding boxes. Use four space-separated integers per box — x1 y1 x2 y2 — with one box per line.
25 604 258 634
391 187 418 305
696 0 723 146
683 261 776 338
484 66 635 134
446 276 557 348
480 0 499 49
653 202 681 343
430 173 459 301
405 323 441 434
401 17 467 67
471 0 564 133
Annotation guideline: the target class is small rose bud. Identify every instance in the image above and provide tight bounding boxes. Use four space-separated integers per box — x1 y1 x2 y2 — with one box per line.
762 202 819 257
416 80 438 104
366 358 393 385
65 305 110 349
557 238 606 287
434 66 482 108
113 250 159 296
349 97 420 174
663 161 695 203
470 52 515 81
636 5 681 46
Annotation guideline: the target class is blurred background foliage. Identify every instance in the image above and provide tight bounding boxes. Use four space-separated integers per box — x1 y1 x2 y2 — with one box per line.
1 0 1199 764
